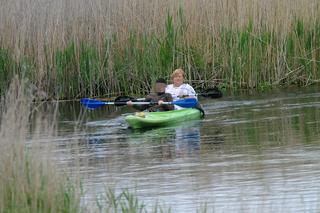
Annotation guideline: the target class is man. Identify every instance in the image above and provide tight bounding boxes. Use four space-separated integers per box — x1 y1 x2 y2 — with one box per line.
127 78 174 112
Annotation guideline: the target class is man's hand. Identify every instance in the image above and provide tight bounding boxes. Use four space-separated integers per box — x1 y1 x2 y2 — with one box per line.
178 95 189 99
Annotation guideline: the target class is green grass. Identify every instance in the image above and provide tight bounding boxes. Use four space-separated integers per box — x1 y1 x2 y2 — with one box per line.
0 48 15 96
0 13 320 98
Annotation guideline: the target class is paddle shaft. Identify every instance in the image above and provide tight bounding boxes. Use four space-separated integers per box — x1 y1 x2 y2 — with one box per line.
102 101 171 105
80 98 198 109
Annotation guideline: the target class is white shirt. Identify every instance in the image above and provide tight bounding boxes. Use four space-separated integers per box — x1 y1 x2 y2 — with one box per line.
165 83 197 109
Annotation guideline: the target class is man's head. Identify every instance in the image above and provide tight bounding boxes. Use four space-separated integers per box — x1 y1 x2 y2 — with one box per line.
155 78 167 94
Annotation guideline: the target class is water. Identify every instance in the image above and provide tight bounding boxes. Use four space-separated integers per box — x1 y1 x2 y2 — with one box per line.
37 86 320 212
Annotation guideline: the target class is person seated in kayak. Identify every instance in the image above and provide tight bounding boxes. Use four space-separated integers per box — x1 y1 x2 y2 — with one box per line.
127 78 174 112
165 68 197 110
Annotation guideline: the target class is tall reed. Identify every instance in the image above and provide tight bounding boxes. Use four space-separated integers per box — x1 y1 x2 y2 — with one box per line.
0 77 80 212
0 0 319 98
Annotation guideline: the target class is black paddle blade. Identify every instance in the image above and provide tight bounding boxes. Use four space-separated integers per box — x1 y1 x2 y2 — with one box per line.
200 87 223 98
114 96 135 106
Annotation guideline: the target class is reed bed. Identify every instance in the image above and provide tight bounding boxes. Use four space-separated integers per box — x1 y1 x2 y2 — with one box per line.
0 0 320 98
0 77 81 212
0 77 169 212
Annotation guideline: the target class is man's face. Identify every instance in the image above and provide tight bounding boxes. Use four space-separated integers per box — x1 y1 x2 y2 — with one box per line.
155 83 166 93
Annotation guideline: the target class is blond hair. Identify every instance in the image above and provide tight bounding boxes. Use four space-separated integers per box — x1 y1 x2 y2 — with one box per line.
171 68 185 80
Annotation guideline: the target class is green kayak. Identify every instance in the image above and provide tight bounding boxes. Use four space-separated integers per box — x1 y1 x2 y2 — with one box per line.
125 108 202 129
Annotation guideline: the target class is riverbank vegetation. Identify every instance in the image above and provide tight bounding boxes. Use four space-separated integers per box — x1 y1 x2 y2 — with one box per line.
0 0 320 99
0 77 79 212
0 77 171 212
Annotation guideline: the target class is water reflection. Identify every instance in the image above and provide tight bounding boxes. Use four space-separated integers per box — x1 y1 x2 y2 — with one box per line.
131 122 204 159
174 125 201 157
83 119 226 161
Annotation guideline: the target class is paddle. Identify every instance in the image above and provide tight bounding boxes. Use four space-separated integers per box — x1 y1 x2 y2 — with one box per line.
80 98 198 109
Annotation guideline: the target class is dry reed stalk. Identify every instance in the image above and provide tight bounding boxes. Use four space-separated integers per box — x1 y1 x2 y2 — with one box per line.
0 76 80 212
0 0 319 96
1 0 318 56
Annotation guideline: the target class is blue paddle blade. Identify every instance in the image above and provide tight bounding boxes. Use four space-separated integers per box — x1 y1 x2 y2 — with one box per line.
173 98 198 108
80 98 105 109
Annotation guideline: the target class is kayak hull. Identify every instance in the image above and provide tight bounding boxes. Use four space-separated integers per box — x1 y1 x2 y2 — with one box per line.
125 108 201 129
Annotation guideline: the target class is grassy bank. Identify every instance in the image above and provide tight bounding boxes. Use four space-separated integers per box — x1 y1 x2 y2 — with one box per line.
0 0 320 98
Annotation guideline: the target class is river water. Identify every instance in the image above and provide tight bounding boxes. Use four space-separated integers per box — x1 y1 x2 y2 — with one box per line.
42 86 320 212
